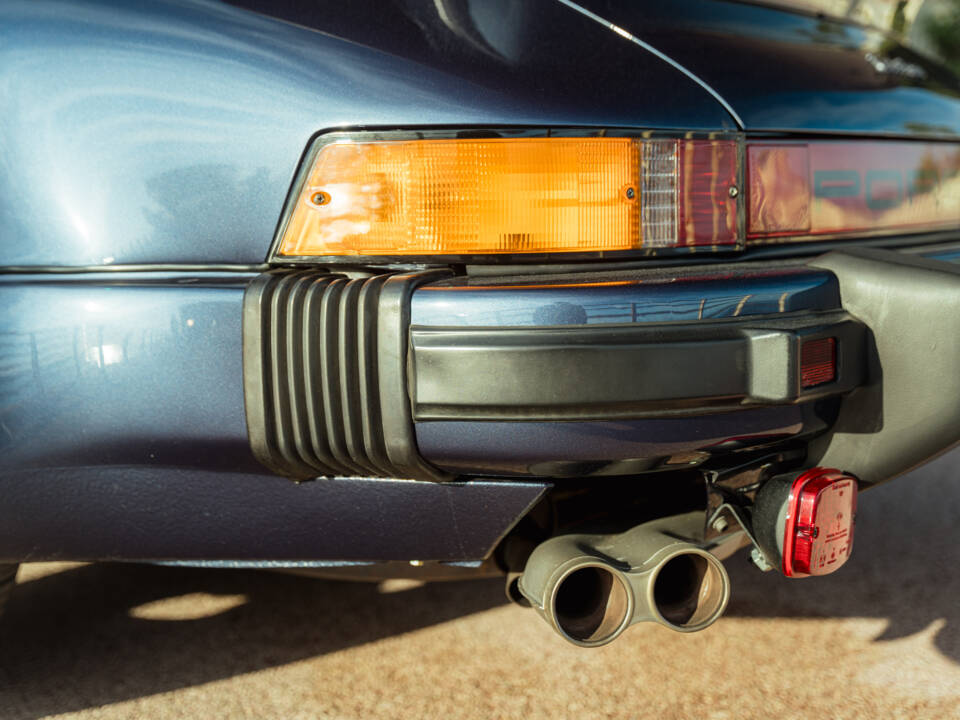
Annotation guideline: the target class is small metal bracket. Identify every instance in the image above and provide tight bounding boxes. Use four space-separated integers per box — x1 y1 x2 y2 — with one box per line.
749 547 774 572
704 450 804 571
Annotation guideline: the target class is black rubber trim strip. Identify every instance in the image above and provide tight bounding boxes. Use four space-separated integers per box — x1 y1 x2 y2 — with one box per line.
410 313 866 421
378 270 454 481
5 235 953 278
243 269 454 481
318 279 366 476
272 233 960 274
242 273 284 475
302 276 350 476
358 274 393 475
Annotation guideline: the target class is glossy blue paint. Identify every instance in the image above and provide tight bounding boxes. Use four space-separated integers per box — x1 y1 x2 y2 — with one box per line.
238 0 960 139
410 267 839 327
0 271 548 562
924 247 960 263
0 0 734 268
0 466 547 562
6 0 959 270
574 0 960 137
0 272 260 473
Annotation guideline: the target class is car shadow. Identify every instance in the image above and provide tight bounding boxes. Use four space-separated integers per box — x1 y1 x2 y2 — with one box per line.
0 563 507 717
724 450 960 663
0 451 957 717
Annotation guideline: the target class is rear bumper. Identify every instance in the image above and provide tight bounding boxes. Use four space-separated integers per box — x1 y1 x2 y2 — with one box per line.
244 263 872 480
241 248 960 483
1 242 958 562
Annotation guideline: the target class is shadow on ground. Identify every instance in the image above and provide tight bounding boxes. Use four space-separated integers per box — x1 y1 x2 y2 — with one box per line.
0 452 957 717
725 450 960 664
0 563 507 717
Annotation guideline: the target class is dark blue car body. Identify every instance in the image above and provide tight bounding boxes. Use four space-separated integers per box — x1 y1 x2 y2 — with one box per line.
1 0 959 578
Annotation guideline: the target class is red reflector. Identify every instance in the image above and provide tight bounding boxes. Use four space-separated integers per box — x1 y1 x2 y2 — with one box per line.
678 140 739 246
800 337 836 388
782 468 857 578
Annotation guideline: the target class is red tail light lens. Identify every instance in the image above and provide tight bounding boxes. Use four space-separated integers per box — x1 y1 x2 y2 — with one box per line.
747 141 960 242
782 468 858 578
679 139 739 246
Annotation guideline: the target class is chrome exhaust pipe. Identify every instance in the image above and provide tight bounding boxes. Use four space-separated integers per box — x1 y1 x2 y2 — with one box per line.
517 518 730 647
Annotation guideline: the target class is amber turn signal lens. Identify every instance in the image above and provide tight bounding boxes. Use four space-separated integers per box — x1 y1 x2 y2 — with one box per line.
278 137 641 257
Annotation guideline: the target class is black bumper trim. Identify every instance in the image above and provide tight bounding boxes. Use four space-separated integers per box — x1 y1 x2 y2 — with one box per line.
410 313 866 421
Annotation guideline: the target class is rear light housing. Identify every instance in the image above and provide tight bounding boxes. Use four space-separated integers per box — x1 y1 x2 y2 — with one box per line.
753 467 859 578
272 130 741 262
271 130 960 264
781 468 858 578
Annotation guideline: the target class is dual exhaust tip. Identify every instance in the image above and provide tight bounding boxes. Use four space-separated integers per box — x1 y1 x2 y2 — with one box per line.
515 521 730 647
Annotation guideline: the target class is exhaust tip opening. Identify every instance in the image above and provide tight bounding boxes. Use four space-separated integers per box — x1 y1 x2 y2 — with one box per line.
552 565 631 645
506 575 531 607
653 552 728 630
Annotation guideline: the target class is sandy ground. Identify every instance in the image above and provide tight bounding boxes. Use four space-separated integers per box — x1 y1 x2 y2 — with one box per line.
1 450 959 719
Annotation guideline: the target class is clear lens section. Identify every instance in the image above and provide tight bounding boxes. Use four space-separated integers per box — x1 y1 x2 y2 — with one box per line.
640 139 740 248
748 141 960 241
277 136 741 258
641 140 678 248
